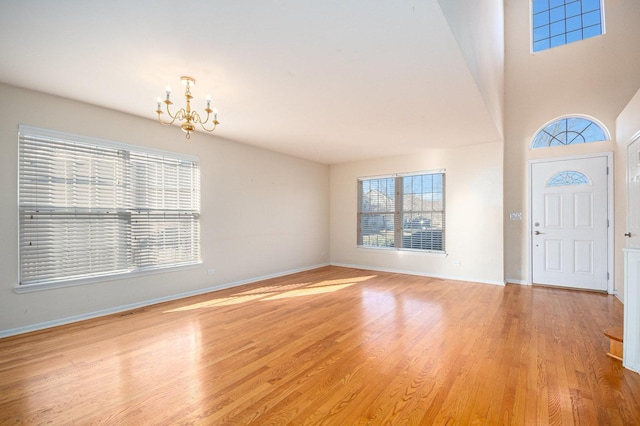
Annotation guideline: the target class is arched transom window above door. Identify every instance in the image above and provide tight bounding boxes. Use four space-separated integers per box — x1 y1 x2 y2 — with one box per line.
546 170 591 187
531 117 609 149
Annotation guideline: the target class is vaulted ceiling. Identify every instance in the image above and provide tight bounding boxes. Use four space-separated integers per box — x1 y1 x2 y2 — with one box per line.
0 0 503 164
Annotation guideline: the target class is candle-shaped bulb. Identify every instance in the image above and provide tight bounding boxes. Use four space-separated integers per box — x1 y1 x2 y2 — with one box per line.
165 85 171 100
156 97 162 110
213 108 218 122
206 95 211 110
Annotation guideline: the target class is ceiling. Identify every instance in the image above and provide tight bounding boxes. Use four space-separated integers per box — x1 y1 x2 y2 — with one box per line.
0 1 501 164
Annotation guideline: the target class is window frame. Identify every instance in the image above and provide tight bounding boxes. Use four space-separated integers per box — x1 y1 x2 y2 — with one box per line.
530 115 610 149
357 170 446 254
531 0 606 53
17 125 202 291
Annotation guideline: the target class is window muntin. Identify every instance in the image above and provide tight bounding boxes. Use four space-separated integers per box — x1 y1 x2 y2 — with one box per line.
358 177 395 248
531 117 607 149
532 0 604 52
546 170 591 186
358 171 445 252
18 126 201 287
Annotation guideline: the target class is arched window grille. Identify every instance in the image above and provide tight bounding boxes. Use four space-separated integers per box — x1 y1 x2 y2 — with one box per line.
546 171 591 187
531 117 608 149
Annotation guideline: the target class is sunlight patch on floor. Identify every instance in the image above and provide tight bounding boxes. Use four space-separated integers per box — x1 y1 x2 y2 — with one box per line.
164 275 377 312
261 283 355 300
164 293 270 312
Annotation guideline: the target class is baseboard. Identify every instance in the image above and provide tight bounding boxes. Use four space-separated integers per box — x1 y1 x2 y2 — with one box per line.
330 262 505 286
614 290 624 304
0 263 330 339
505 278 529 285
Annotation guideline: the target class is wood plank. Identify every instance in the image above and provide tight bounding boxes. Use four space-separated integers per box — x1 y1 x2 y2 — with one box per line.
0 266 638 424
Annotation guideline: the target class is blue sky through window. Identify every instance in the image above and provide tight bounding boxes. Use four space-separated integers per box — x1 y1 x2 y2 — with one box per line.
531 117 607 148
361 175 443 203
532 0 603 52
361 177 394 199
547 171 590 186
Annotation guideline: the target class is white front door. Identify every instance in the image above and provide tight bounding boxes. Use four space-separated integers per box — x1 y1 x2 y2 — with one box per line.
531 156 609 291
624 136 640 374
627 137 640 247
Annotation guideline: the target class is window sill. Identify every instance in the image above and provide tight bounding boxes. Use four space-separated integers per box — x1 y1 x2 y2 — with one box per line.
14 262 202 294
356 246 447 257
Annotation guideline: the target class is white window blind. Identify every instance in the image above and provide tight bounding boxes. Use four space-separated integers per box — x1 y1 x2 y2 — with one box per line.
357 177 396 248
357 171 445 252
18 125 201 286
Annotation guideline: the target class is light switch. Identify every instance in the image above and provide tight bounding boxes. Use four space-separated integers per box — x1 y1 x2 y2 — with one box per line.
510 212 522 221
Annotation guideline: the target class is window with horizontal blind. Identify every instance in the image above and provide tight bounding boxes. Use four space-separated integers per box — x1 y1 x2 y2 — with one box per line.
18 125 201 287
357 171 445 252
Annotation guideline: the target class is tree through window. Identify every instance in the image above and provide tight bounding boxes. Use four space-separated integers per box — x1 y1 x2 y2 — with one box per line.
357 171 445 252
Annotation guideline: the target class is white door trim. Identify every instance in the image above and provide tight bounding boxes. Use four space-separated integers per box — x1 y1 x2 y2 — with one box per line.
626 131 640 249
527 152 614 294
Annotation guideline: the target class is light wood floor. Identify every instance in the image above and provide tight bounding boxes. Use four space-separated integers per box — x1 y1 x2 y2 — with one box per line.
1 266 639 424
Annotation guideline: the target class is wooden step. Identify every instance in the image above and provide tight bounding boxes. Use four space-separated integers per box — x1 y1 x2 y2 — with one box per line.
604 327 623 361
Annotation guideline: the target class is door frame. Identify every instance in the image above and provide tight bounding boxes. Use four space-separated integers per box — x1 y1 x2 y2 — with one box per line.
527 152 614 294
626 132 640 249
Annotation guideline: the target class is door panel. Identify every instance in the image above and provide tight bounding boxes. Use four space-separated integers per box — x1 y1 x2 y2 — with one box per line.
574 193 592 228
531 156 608 291
544 240 562 271
624 137 640 373
545 194 562 228
574 240 592 273
628 138 640 247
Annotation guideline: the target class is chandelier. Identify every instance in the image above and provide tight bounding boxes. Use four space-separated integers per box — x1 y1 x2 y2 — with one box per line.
156 76 219 139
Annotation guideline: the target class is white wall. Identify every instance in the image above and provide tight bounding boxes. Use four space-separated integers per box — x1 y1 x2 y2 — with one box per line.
329 142 504 285
615 88 640 299
0 83 330 335
438 0 504 137
617 89 640 146
503 0 640 288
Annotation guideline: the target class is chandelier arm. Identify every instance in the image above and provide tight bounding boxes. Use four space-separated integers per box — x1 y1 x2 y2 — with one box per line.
164 102 178 120
191 110 207 125
157 115 177 126
155 77 220 138
199 119 218 132
175 109 187 120
157 106 184 126
191 111 218 132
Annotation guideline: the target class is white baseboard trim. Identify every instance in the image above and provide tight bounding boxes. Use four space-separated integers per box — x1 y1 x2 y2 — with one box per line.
614 290 624 304
505 278 529 285
330 262 505 286
0 263 330 339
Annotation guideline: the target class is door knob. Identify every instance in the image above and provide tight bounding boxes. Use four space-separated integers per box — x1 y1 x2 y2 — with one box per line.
534 230 542 235
625 232 632 237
